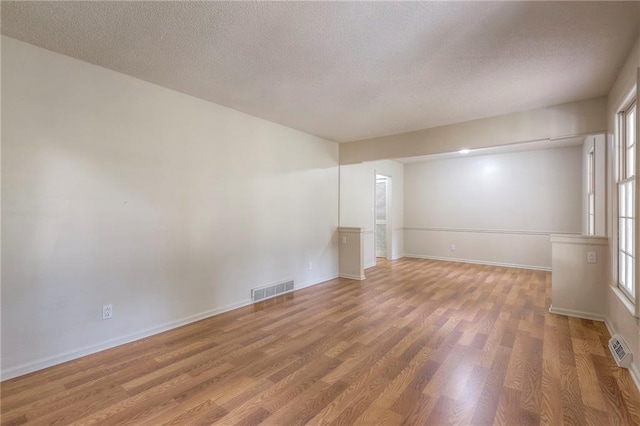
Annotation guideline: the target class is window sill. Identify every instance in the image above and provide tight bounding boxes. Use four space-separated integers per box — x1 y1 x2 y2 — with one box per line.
610 285 639 318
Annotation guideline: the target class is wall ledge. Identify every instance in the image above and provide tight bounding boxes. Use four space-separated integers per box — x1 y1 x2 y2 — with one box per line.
550 234 609 245
406 227 578 236
337 227 364 233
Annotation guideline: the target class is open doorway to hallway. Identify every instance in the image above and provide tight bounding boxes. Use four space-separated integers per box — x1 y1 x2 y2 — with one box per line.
375 174 392 261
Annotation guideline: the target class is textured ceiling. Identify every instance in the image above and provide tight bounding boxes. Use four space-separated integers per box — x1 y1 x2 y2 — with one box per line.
2 1 638 143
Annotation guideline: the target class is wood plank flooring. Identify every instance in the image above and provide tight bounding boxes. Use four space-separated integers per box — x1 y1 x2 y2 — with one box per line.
2 258 640 425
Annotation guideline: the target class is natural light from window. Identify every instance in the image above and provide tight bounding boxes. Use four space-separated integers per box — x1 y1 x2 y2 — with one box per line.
618 100 636 300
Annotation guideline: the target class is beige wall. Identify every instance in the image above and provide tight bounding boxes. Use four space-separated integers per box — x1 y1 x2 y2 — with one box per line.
339 160 404 267
605 35 640 382
404 147 582 269
340 97 608 164
1 37 340 379
549 235 609 318
338 227 365 280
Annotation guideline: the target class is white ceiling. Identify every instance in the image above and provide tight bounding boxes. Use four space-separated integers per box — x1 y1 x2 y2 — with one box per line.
2 1 638 143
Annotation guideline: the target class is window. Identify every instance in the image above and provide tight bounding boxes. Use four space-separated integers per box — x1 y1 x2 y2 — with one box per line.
617 100 636 300
587 147 595 235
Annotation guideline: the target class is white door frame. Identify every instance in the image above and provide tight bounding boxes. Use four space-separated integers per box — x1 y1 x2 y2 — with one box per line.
374 172 393 263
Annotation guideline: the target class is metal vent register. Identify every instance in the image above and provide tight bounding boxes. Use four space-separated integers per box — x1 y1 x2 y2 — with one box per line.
251 279 294 302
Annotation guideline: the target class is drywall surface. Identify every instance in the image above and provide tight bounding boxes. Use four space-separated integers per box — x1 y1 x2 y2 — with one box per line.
1 37 339 378
339 160 404 268
404 147 582 269
605 35 640 383
340 97 608 164
337 227 365 280
608 37 639 132
550 235 609 318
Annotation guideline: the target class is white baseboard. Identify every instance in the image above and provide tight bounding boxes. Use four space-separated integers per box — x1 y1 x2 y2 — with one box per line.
603 318 615 336
1 298 250 381
339 273 366 281
296 275 340 290
549 306 640 394
630 364 640 394
404 254 551 271
1 274 339 381
548 306 607 322
602 317 640 393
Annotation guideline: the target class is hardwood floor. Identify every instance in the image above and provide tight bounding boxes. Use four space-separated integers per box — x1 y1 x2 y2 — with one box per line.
2 258 640 425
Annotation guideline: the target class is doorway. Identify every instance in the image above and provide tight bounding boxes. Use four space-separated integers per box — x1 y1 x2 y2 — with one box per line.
375 174 391 260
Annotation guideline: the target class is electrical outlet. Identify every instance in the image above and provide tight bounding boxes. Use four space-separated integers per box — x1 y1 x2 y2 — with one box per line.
450 244 456 252
341 236 347 245
102 304 113 320
308 261 313 270
587 251 597 264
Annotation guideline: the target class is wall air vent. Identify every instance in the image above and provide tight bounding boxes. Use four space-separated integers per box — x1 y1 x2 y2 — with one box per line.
609 334 633 368
251 279 295 302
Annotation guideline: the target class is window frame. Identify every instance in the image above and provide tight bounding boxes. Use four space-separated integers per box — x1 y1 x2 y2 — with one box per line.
587 147 595 235
616 99 637 302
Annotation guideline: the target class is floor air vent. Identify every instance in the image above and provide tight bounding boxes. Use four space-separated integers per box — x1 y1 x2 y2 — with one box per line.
609 334 633 368
251 279 294 302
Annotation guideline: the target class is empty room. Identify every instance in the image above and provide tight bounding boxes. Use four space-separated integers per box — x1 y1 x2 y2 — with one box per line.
2 1 640 425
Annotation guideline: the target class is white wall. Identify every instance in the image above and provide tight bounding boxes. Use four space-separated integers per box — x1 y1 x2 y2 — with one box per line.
605 35 640 383
339 160 404 268
340 97 608 164
404 147 582 269
549 235 609 319
1 37 339 379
